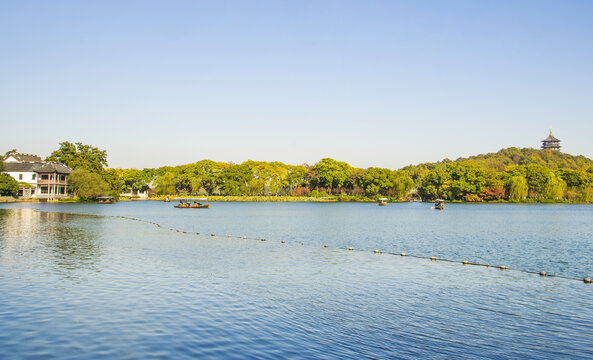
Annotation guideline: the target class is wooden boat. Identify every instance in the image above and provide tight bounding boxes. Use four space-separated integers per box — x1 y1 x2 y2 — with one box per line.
431 199 444 210
378 198 388 206
173 198 210 209
174 202 210 209
97 196 115 204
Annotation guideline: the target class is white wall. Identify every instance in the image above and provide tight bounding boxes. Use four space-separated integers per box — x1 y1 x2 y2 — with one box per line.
6 172 38 184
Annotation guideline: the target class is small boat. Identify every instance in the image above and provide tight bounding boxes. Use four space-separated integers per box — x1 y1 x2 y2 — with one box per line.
164 196 170 202
97 196 115 204
173 198 210 209
378 198 388 206
431 199 444 210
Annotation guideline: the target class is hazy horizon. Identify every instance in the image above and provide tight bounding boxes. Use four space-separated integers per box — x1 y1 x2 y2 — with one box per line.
2 1 592 169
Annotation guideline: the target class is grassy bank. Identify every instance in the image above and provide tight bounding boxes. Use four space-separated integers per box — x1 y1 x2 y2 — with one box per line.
149 195 401 202
150 195 338 202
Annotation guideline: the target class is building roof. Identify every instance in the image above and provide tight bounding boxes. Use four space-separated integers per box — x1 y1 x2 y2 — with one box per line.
3 153 43 162
3 162 72 174
541 135 560 142
541 128 560 143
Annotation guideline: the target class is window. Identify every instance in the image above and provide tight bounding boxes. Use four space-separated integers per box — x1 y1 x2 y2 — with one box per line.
41 174 49 180
32 174 36 180
19 174 23 180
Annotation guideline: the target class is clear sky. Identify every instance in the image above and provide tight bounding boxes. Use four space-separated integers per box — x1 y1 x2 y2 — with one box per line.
1 1 592 169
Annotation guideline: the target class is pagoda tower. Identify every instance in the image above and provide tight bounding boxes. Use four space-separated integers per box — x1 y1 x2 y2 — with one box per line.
541 128 561 151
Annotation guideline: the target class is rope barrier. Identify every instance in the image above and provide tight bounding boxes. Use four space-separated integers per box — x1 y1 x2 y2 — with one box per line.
31 209 592 284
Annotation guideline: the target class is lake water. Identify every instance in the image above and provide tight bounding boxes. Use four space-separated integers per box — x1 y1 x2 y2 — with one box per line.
1 201 592 359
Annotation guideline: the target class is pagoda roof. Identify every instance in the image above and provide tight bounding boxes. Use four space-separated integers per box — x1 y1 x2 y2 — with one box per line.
541 135 560 142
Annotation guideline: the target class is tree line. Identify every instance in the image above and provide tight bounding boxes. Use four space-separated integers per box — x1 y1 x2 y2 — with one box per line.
3 142 593 202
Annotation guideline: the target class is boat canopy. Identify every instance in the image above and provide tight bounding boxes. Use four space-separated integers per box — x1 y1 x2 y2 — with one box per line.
97 196 114 199
173 197 208 201
378 198 388 201
435 199 445 202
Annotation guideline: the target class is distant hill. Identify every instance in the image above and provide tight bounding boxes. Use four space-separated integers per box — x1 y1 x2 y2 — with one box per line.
454 147 593 171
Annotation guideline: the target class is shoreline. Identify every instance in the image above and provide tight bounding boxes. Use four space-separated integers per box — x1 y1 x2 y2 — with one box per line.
2 195 593 204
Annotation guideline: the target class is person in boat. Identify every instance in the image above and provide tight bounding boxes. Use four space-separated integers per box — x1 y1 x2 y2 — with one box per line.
434 199 444 209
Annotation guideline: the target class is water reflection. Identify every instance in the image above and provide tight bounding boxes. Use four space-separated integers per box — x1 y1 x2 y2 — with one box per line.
0 209 103 277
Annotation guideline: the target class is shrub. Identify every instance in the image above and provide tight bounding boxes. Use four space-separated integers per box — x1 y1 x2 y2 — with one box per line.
291 187 310 196
0 174 18 196
463 194 483 202
479 186 505 201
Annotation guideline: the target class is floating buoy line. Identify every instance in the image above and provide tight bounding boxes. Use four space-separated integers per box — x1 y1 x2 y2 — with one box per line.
32 209 592 284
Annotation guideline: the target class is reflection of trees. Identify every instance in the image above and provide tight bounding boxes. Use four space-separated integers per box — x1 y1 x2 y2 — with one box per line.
0 209 103 277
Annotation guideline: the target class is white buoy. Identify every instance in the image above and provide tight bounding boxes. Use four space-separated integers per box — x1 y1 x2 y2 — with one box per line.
462 260 469 265
430 256 436 261
348 247 354 251
539 271 547 276
401 253 406 257
584 277 592 284
374 250 379 254
500 266 507 270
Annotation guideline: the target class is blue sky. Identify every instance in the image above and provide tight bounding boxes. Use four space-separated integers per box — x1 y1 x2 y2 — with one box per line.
1 1 592 169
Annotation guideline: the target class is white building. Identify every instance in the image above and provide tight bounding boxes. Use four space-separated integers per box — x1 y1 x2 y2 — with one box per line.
3 153 72 199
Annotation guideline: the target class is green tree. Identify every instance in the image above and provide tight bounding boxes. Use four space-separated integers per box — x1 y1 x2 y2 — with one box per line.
46 142 108 173
179 160 227 195
68 169 111 200
358 167 395 196
543 171 566 199
392 170 415 198
418 166 448 200
417 162 486 201
524 164 549 197
285 165 308 194
312 158 352 194
102 168 124 192
154 172 177 195
0 174 19 196
447 162 486 200
507 176 528 201
219 164 251 195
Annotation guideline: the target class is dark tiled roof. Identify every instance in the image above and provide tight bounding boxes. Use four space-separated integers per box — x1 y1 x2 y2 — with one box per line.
35 162 72 174
6 153 43 162
3 162 72 174
3 162 36 172
541 135 560 142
